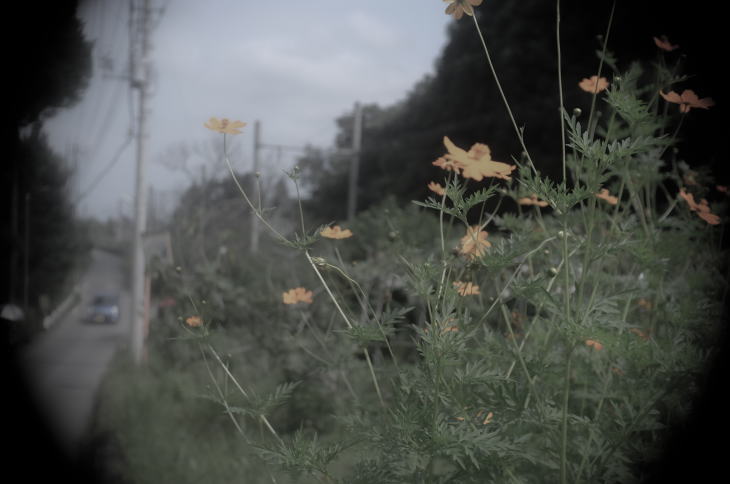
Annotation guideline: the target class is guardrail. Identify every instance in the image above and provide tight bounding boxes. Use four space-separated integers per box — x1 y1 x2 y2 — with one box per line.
42 285 82 330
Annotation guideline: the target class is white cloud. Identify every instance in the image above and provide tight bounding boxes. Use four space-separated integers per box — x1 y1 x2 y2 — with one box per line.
346 10 399 48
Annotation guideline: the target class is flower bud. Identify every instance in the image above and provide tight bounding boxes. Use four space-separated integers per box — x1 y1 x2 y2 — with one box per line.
311 256 327 267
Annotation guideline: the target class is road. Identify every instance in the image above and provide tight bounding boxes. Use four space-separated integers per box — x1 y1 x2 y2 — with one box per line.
16 248 129 460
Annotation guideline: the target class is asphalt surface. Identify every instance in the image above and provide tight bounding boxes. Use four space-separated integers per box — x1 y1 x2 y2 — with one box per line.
7 248 129 481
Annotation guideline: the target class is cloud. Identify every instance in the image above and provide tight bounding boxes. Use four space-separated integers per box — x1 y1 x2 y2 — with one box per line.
346 10 399 48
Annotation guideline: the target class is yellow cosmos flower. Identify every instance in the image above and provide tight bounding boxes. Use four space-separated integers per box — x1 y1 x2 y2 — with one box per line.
320 225 353 239
585 339 604 351
659 89 714 113
637 298 653 311
679 188 721 225
432 156 462 173
427 181 446 196
482 411 494 425
439 136 516 182
653 35 678 52
443 0 483 20
185 315 203 327
579 75 609 93
282 287 313 305
517 194 549 207
459 225 491 260
595 188 618 205
204 117 247 134
629 328 650 341
453 281 480 296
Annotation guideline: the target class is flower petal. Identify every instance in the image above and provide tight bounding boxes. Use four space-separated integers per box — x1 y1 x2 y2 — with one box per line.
659 90 682 104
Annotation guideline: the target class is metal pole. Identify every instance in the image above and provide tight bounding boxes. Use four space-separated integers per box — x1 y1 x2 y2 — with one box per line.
9 161 18 303
347 102 363 221
23 192 30 314
130 0 151 364
250 120 261 254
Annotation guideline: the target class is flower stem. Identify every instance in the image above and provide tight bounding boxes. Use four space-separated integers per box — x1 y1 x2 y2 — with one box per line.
586 1 616 139
560 346 574 484
471 13 537 174
222 134 289 245
205 343 284 446
556 0 567 182
305 249 386 407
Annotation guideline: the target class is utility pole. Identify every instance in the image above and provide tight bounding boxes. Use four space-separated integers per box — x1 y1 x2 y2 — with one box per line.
130 0 152 364
250 120 261 254
23 193 30 315
347 102 363 221
8 161 18 304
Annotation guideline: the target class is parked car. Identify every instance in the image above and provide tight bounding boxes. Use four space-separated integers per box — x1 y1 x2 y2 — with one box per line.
85 294 120 324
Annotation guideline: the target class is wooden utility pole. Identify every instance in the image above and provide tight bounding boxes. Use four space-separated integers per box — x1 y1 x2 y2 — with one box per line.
250 120 261 254
347 102 363 221
130 0 152 364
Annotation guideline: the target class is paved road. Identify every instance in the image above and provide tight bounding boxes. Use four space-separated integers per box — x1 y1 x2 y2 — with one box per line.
17 248 129 459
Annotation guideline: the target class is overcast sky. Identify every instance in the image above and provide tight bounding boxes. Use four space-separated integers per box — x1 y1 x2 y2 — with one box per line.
43 0 451 220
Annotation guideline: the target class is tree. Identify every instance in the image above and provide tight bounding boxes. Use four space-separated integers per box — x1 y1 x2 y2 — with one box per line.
2 0 92 331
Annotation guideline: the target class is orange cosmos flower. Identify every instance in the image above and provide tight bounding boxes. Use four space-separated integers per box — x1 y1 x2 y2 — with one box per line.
320 225 353 239
459 225 491 259
579 75 609 93
517 194 549 207
475 409 494 424
595 188 618 205
482 411 494 425
204 117 247 134
585 339 604 351
453 281 480 296
629 328 650 341
440 136 516 182
432 156 462 173
659 90 715 113
443 0 483 20
678 188 700 210
679 188 720 225
637 298 653 311
653 35 678 52
428 181 446 196
282 287 313 305
185 315 203 327
696 199 721 225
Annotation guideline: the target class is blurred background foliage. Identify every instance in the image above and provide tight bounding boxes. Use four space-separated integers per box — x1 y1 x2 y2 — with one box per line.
2 0 92 342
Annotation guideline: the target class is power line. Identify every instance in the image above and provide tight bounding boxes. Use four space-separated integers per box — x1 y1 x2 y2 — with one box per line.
73 133 134 206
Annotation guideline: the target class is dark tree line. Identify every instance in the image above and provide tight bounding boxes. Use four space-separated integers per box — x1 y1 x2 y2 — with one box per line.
3 2 96 481
2 1 92 337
